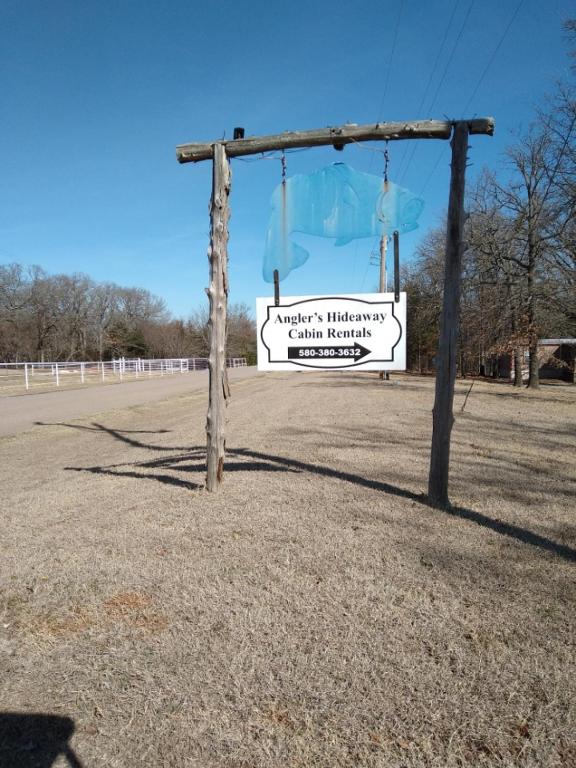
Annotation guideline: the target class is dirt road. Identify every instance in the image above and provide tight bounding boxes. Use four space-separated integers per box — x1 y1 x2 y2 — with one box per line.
0 366 259 436
0 372 574 767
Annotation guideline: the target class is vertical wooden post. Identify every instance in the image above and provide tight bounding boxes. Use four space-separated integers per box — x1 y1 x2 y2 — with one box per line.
206 142 231 491
428 122 469 507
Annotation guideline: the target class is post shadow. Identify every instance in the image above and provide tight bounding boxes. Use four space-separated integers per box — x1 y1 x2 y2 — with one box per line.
0 713 83 768
231 448 576 562
59 420 576 565
34 421 171 435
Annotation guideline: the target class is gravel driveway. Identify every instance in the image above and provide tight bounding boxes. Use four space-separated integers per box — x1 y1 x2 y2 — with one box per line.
0 366 258 437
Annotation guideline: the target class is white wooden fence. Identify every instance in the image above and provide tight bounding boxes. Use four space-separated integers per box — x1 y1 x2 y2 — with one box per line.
0 357 247 394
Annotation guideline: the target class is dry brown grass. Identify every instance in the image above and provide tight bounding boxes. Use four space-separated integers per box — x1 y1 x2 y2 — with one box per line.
15 591 169 641
0 372 574 767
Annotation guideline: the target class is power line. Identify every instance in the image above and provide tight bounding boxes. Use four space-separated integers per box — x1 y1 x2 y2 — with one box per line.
426 0 476 117
418 145 449 196
461 0 526 116
400 0 476 186
374 0 405 124
419 0 526 196
367 0 404 174
396 0 461 181
357 1 404 291
417 0 462 117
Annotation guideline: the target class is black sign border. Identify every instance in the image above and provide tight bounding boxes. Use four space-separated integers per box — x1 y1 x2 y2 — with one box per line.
260 295 404 369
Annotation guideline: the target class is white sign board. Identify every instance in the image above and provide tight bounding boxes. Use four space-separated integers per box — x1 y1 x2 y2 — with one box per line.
257 293 406 371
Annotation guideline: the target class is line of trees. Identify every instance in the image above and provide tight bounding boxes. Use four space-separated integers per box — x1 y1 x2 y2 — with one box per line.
405 22 575 388
0 264 256 364
3 26 573 381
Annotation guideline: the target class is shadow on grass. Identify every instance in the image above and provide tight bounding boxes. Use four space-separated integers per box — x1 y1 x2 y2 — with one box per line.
0 713 83 768
298 373 575 404
458 412 576 441
67 456 299 491
35 421 171 435
67 465 203 490
58 421 576 565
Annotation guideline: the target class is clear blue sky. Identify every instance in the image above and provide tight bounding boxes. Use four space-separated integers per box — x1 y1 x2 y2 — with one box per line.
1 0 573 317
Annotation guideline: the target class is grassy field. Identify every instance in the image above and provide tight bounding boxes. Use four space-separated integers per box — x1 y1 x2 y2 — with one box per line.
0 372 574 767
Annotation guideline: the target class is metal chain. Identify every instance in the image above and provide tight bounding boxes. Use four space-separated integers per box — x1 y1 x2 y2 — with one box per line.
384 140 390 183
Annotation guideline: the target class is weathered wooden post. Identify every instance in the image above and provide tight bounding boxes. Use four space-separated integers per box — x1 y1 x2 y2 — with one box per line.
206 143 231 491
428 121 469 507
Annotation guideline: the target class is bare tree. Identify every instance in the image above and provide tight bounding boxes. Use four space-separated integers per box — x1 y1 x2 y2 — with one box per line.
227 303 257 364
89 283 120 360
466 177 530 385
405 229 444 372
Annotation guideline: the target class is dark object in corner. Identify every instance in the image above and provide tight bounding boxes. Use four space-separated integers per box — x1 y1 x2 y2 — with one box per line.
0 712 83 768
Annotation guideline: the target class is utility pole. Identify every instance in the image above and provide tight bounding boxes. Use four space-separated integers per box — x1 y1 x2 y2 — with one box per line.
379 234 388 294
176 117 494 495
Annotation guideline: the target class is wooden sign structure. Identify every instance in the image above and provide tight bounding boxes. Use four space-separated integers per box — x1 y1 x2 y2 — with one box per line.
176 117 494 505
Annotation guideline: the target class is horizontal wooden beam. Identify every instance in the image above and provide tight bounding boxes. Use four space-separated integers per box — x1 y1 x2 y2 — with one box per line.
176 118 495 164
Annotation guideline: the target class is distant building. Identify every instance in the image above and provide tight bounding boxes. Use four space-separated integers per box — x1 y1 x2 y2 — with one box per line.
498 339 576 383
536 339 576 383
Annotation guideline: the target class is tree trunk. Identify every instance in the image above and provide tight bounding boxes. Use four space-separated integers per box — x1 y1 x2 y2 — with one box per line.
513 349 523 387
526 219 539 389
527 336 539 388
510 299 524 387
428 122 469 507
205 143 231 491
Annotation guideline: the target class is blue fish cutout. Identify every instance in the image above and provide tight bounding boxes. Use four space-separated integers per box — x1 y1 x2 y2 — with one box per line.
263 162 424 282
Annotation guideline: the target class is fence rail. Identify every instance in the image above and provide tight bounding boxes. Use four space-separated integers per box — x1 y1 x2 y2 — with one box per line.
0 357 247 395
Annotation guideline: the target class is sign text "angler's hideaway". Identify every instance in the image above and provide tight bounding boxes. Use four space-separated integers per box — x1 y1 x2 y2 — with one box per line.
256 293 406 371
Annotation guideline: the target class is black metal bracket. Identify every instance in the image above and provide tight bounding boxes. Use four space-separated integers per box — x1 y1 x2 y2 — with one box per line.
393 230 400 303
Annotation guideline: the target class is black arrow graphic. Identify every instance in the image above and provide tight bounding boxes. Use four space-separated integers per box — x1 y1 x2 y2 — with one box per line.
287 342 371 361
